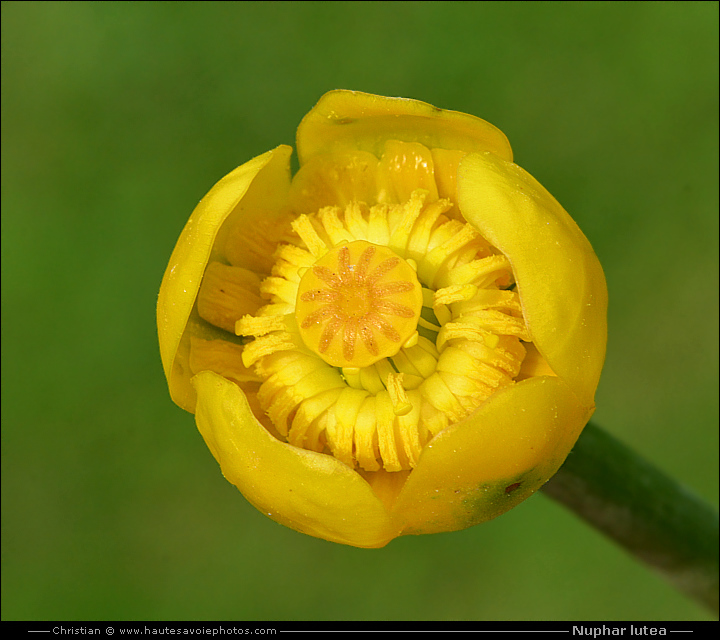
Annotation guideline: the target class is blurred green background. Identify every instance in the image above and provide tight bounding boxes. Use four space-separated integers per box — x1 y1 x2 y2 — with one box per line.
2 0 717 622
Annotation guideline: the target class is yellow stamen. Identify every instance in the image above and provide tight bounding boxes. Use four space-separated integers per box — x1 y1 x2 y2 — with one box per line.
389 348 423 379
241 332 297 368
418 316 443 332
271 244 316 282
405 199 452 261
388 189 426 254
359 363 386 395
375 391 402 472
439 254 513 289
343 201 369 239
235 314 287 337
367 203 391 246
189 337 262 385
318 206 354 245
373 358 396 387
260 276 298 306
419 223 481 286
386 372 413 416
196 262 264 333
291 214 329 258
432 305 452 326
454 312 530 341
395 390 424 466
421 373 466 422
403 341 439 378
434 284 479 306
341 366 363 389
328 387 369 467
288 387 344 450
355 397 381 472
403 330 419 349
420 400 449 436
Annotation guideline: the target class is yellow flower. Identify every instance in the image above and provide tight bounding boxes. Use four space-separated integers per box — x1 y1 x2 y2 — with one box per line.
157 91 607 548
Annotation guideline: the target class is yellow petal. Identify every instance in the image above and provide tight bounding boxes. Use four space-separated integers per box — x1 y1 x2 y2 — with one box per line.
393 377 592 535
192 370 400 548
457 152 607 407
297 90 513 167
288 150 380 214
376 140 439 204
157 146 292 412
430 147 468 219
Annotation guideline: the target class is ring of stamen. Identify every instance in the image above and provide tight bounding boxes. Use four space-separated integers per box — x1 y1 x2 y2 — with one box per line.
295 240 423 368
211 182 529 472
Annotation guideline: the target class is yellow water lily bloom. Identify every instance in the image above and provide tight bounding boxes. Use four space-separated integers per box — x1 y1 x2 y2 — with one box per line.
157 91 607 548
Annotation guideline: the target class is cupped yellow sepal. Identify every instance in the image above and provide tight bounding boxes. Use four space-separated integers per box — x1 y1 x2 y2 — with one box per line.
193 370 400 548
457 152 607 407
157 146 292 411
297 90 513 167
393 376 593 535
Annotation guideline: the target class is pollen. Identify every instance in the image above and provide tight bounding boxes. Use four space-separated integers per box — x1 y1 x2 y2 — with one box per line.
295 240 423 368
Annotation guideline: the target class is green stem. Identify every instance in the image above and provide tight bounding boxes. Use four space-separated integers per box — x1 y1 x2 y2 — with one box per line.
541 422 719 616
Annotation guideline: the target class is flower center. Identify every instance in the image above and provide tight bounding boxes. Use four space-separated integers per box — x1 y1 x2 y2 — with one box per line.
295 240 423 369
197 189 531 472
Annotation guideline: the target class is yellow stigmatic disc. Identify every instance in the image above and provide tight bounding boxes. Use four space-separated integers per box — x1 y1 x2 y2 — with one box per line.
295 240 423 368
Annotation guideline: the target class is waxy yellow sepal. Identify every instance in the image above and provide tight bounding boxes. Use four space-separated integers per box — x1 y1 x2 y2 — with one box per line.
158 147 292 411
457 152 607 407
193 370 400 548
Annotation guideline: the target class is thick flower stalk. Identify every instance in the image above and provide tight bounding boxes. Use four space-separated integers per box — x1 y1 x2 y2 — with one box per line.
157 91 607 548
